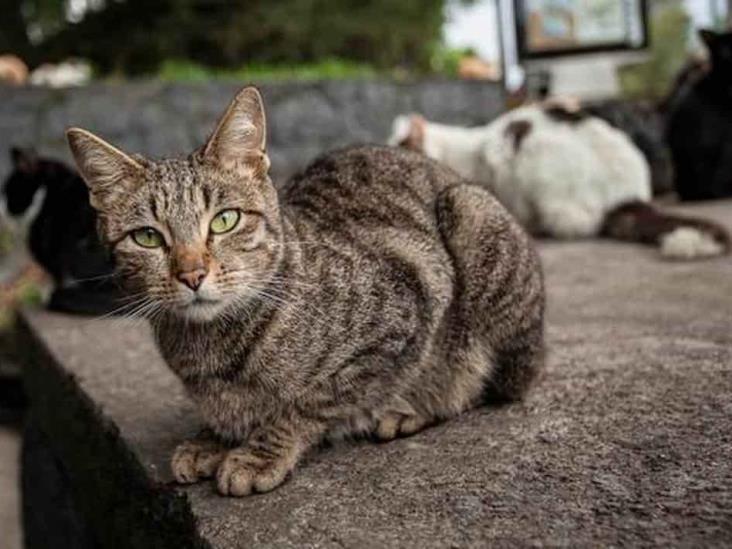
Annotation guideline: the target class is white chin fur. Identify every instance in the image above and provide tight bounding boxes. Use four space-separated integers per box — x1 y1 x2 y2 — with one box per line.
660 227 725 259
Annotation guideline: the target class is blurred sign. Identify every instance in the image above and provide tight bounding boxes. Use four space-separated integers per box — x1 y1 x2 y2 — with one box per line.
514 0 649 59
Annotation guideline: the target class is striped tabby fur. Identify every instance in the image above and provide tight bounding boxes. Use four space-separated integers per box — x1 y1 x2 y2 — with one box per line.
65 87 545 496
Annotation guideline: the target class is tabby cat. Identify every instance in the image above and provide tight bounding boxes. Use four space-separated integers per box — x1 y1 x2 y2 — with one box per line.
667 29 732 201
390 104 730 259
66 87 545 497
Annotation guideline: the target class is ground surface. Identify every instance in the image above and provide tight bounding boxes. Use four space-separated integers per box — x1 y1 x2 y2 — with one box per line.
0 426 22 549
18 200 732 548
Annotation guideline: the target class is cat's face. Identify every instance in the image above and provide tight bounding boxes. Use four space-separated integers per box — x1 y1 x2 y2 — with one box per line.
66 87 283 322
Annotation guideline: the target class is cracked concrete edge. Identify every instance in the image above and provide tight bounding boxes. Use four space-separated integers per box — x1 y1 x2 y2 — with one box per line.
16 310 212 549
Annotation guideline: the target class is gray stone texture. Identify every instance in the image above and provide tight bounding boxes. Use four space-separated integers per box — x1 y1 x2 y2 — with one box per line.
0 81 504 182
18 200 732 548
0 425 22 549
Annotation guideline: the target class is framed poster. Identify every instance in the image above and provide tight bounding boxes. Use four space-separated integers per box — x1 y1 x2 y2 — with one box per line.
514 0 649 59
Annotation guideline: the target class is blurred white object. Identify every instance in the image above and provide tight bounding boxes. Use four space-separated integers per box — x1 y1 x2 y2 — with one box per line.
0 55 29 86
30 60 91 88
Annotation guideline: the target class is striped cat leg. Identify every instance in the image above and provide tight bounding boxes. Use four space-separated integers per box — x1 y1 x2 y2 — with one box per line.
171 429 227 484
216 417 325 497
375 411 432 441
436 184 545 405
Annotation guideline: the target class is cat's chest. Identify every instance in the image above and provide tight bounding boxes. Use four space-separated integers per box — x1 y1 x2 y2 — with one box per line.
155 326 292 439
155 322 249 380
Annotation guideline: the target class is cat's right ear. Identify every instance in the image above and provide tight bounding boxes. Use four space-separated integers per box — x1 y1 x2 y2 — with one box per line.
202 86 269 177
700 29 718 48
66 128 144 210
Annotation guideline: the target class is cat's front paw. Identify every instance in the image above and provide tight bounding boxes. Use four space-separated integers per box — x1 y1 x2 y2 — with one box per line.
171 439 226 484
216 448 293 497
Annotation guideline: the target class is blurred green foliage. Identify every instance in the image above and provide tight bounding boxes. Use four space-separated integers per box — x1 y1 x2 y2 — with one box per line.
158 58 377 82
0 228 14 257
0 224 43 331
4 0 476 76
618 0 691 100
429 46 476 77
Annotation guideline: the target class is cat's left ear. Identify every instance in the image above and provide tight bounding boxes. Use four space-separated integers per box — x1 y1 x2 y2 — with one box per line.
202 86 269 176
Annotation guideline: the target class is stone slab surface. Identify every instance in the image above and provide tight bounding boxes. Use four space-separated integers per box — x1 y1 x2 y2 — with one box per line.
19 200 732 548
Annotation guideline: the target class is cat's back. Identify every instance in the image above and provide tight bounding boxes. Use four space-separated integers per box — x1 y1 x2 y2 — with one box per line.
497 104 644 159
492 105 649 198
282 144 462 233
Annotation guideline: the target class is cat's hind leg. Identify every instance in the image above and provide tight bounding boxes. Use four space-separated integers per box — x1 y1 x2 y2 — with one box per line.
375 411 432 441
436 183 545 405
535 199 601 239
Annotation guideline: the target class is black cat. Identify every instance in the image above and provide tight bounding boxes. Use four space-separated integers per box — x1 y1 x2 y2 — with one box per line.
667 29 732 201
2 147 123 315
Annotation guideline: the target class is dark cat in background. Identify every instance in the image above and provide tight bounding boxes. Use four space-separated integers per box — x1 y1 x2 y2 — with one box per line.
667 29 732 201
2 148 122 314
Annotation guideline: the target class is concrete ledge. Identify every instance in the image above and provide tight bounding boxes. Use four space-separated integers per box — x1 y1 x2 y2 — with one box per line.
18 201 732 548
18 313 207 548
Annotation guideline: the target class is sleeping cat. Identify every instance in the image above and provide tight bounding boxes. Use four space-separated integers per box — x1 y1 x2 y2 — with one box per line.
667 29 732 201
1 148 122 314
584 100 674 196
390 104 730 259
66 87 545 497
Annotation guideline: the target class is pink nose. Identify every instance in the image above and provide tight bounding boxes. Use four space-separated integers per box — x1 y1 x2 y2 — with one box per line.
177 268 207 291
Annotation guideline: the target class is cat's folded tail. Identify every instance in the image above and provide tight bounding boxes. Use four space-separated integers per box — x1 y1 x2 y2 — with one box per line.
600 200 730 260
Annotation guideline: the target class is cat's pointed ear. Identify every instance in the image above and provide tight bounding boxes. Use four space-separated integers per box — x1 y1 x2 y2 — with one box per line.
202 86 269 176
408 114 426 150
10 147 38 174
66 128 145 210
388 114 426 150
700 29 718 48
391 114 426 151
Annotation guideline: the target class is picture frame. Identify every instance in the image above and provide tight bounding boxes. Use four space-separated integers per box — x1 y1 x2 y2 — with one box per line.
514 0 650 59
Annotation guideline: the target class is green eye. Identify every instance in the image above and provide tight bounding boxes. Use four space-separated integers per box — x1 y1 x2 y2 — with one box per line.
131 227 164 248
210 209 241 235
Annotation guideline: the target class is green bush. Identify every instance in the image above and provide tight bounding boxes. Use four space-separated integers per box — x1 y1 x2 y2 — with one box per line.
429 46 475 77
15 0 461 75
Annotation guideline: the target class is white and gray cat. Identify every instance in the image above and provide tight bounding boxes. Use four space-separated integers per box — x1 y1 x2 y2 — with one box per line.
390 103 729 259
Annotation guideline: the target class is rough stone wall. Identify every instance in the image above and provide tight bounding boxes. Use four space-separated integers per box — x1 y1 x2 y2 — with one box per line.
0 80 504 183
